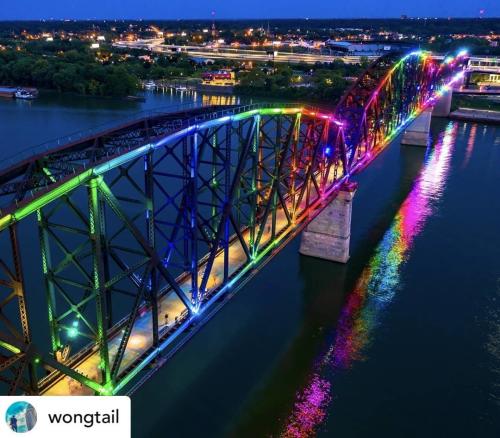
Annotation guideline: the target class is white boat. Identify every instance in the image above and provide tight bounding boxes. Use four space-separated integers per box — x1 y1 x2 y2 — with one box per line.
175 85 188 91
15 89 36 100
144 80 156 90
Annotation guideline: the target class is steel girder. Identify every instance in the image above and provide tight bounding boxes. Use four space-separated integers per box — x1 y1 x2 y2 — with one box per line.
0 52 466 395
0 225 37 394
334 51 467 170
0 105 229 208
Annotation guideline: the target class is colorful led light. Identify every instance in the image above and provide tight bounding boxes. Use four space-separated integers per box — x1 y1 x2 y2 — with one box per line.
280 121 458 437
0 340 21 354
0 51 466 397
117 52 465 396
66 327 79 338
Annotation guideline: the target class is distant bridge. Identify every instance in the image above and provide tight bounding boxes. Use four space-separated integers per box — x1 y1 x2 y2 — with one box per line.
0 51 466 396
466 56 500 74
114 39 378 64
115 39 498 71
454 89 500 96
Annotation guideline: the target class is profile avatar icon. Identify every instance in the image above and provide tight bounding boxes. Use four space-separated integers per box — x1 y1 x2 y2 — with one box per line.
5 401 37 433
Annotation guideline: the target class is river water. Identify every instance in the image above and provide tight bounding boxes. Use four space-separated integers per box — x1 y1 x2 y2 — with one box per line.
1 91 499 438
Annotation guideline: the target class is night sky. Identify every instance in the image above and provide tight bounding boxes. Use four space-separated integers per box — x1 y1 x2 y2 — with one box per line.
0 0 498 20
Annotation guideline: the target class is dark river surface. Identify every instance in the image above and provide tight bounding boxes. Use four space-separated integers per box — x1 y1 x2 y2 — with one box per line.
1 91 499 438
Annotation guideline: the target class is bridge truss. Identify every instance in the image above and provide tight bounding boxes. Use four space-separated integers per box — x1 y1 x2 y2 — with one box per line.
0 51 467 395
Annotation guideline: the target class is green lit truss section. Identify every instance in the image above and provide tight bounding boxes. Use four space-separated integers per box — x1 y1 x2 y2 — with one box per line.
0 51 467 396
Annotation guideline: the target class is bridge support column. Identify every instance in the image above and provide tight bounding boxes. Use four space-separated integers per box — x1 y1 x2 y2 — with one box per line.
299 182 357 263
464 71 472 88
432 89 453 117
401 109 432 147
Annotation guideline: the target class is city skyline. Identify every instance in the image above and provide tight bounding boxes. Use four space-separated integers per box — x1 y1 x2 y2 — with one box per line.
0 0 499 20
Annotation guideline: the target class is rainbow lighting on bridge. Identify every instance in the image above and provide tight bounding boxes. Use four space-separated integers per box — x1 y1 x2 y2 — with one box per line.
0 50 468 397
281 121 458 438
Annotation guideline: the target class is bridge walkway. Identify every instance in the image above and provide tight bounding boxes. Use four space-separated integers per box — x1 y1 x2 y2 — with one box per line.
42 192 317 395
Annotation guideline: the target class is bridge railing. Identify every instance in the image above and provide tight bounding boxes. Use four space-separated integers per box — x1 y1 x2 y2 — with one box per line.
0 102 213 172
1 102 329 174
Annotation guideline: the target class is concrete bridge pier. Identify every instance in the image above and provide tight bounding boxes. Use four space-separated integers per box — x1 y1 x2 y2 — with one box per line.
463 70 472 88
432 89 453 117
299 182 357 263
401 108 433 146
401 88 455 146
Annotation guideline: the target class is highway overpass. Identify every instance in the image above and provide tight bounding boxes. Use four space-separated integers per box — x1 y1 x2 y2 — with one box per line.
113 39 377 64
114 40 498 70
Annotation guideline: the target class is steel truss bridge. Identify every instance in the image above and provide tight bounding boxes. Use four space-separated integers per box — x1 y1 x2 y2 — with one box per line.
0 51 466 396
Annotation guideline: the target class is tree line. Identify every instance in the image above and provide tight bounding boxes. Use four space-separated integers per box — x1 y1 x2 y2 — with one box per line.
0 40 227 97
235 60 367 102
0 41 138 97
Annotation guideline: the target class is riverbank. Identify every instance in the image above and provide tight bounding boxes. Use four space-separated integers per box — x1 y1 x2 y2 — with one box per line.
449 107 500 124
452 94 500 112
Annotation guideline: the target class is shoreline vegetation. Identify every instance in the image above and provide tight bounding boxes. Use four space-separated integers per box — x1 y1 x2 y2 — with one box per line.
0 38 368 102
0 40 138 97
0 37 498 112
233 61 367 103
451 95 500 112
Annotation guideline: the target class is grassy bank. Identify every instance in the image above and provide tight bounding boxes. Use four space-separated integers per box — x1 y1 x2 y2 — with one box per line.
452 95 500 112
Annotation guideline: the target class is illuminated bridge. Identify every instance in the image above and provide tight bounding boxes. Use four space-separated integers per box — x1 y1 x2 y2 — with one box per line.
0 51 467 396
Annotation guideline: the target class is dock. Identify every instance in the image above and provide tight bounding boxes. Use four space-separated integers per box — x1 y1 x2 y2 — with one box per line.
0 86 39 99
0 86 16 98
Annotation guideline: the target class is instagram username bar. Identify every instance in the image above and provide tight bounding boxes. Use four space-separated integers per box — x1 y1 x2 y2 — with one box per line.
0 396 130 437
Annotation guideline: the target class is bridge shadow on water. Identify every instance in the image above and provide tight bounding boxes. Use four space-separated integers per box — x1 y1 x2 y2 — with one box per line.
226 135 432 437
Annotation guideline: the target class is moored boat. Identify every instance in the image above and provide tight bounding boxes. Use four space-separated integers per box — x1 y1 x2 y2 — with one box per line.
15 89 37 100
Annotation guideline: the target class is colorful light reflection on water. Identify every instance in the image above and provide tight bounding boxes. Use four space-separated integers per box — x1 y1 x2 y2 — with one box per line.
281 122 459 438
